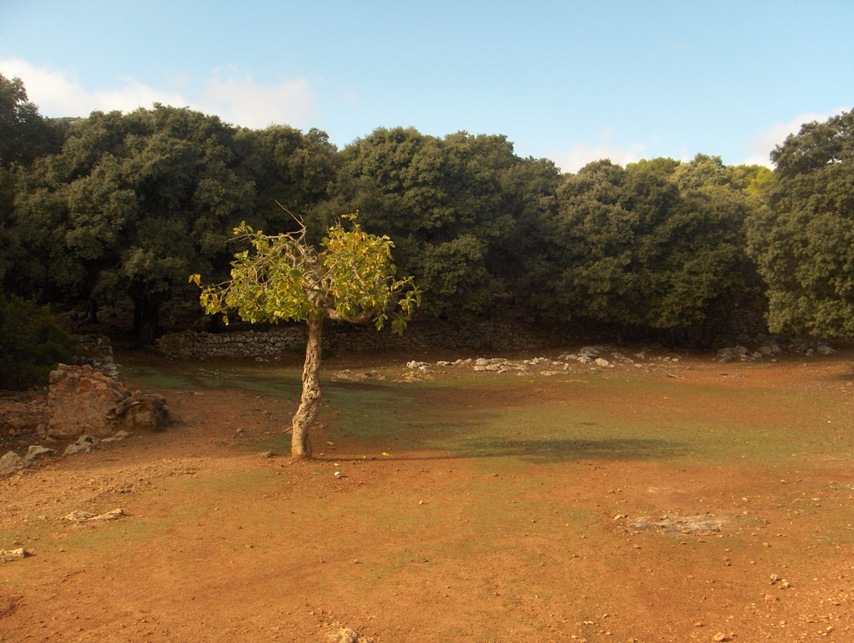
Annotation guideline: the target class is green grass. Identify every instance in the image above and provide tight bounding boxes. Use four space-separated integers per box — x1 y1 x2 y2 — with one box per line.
120 356 854 468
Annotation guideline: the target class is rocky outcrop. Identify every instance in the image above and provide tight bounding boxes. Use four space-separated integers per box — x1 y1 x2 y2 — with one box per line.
46 364 169 439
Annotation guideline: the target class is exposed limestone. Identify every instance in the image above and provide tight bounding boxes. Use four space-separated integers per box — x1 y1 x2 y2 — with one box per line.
46 364 168 440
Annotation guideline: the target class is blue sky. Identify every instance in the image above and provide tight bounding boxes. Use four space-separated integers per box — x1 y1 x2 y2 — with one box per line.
1 1 851 171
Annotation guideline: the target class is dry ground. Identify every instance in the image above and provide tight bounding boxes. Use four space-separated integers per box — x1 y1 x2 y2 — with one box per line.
1 346 853 642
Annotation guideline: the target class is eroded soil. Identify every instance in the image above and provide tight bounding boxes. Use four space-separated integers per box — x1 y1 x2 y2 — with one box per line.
1 348 853 642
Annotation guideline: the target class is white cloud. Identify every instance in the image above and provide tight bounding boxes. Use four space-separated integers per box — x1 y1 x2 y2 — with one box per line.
196 75 314 129
742 109 846 167
0 58 315 129
0 58 185 117
557 141 647 174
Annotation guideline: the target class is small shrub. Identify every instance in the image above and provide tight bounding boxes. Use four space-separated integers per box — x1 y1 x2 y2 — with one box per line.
0 293 76 389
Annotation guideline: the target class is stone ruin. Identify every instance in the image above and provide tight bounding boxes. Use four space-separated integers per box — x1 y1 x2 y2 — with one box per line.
1 362 169 477
46 364 168 439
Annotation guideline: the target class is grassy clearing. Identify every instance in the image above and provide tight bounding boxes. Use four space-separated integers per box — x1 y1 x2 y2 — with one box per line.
119 355 854 469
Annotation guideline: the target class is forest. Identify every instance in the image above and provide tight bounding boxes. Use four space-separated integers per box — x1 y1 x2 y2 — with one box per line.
1 73 852 346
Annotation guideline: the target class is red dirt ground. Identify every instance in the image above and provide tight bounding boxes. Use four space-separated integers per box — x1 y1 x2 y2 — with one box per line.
1 347 852 642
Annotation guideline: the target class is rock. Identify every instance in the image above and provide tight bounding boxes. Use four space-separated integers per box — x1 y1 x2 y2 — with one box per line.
816 343 835 355
47 364 168 439
23 445 56 465
120 392 169 432
48 365 125 438
329 627 374 643
100 430 131 444
63 434 99 457
0 451 24 477
594 357 611 367
331 628 360 643
0 395 47 438
1 548 31 562
64 508 126 523
712 633 731 642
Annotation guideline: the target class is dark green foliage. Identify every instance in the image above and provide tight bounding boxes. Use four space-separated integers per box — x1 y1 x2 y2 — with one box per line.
517 157 757 339
3 72 851 343
747 109 854 337
0 293 76 389
328 128 560 318
0 73 62 167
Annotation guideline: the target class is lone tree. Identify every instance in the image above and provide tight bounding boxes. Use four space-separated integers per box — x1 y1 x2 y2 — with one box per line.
191 214 419 459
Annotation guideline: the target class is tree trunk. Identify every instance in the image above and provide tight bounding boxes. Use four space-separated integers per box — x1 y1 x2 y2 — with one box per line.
132 294 161 344
291 315 323 459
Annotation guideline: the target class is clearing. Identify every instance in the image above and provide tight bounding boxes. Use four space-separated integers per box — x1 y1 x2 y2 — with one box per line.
1 345 853 642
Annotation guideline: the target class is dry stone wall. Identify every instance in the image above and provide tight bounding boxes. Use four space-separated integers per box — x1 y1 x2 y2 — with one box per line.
156 320 572 359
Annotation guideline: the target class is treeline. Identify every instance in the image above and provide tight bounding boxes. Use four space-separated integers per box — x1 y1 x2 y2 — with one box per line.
1 73 852 343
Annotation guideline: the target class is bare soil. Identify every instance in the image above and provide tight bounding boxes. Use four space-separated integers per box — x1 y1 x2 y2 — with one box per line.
1 347 853 642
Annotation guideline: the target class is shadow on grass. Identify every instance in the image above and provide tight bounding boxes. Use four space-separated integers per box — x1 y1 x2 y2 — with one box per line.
318 436 687 464
454 436 687 463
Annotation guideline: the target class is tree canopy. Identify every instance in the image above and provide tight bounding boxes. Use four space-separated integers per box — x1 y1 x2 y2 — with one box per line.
2 74 852 344
746 109 854 337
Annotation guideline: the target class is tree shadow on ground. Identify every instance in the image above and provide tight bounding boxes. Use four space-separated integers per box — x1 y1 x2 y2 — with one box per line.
321 436 688 464
451 436 687 463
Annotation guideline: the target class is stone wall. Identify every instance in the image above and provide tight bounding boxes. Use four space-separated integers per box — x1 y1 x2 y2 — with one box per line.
155 320 574 359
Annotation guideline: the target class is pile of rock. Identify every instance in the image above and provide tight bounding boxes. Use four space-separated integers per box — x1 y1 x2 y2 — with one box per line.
1 364 169 477
46 364 168 439
714 335 835 362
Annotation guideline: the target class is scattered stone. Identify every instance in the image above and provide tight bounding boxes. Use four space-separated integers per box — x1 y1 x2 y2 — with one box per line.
1 548 31 562
712 633 732 642
23 445 56 465
0 451 24 477
629 514 727 536
100 430 131 444
715 337 836 362
64 508 126 523
63 434 99 457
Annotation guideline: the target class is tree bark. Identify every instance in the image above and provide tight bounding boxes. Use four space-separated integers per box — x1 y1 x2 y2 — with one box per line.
291 315 323 459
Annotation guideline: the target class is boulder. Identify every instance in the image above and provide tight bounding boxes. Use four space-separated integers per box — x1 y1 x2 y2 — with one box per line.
47 365 168 439
1 451 24 477
63 434 98 457
23 445 56 465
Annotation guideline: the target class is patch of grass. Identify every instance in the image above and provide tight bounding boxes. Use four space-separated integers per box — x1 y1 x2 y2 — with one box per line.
119 362 198 389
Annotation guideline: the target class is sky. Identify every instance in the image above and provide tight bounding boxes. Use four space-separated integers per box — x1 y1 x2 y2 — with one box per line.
1 1 852 172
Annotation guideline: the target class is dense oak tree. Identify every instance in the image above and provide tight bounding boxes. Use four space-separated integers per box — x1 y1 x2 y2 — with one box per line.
235 125 339 235
13 105 256 339
4 74 851 344
519 158 757 340
328 128 555 318
0 73 61 167
747 109 854 337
